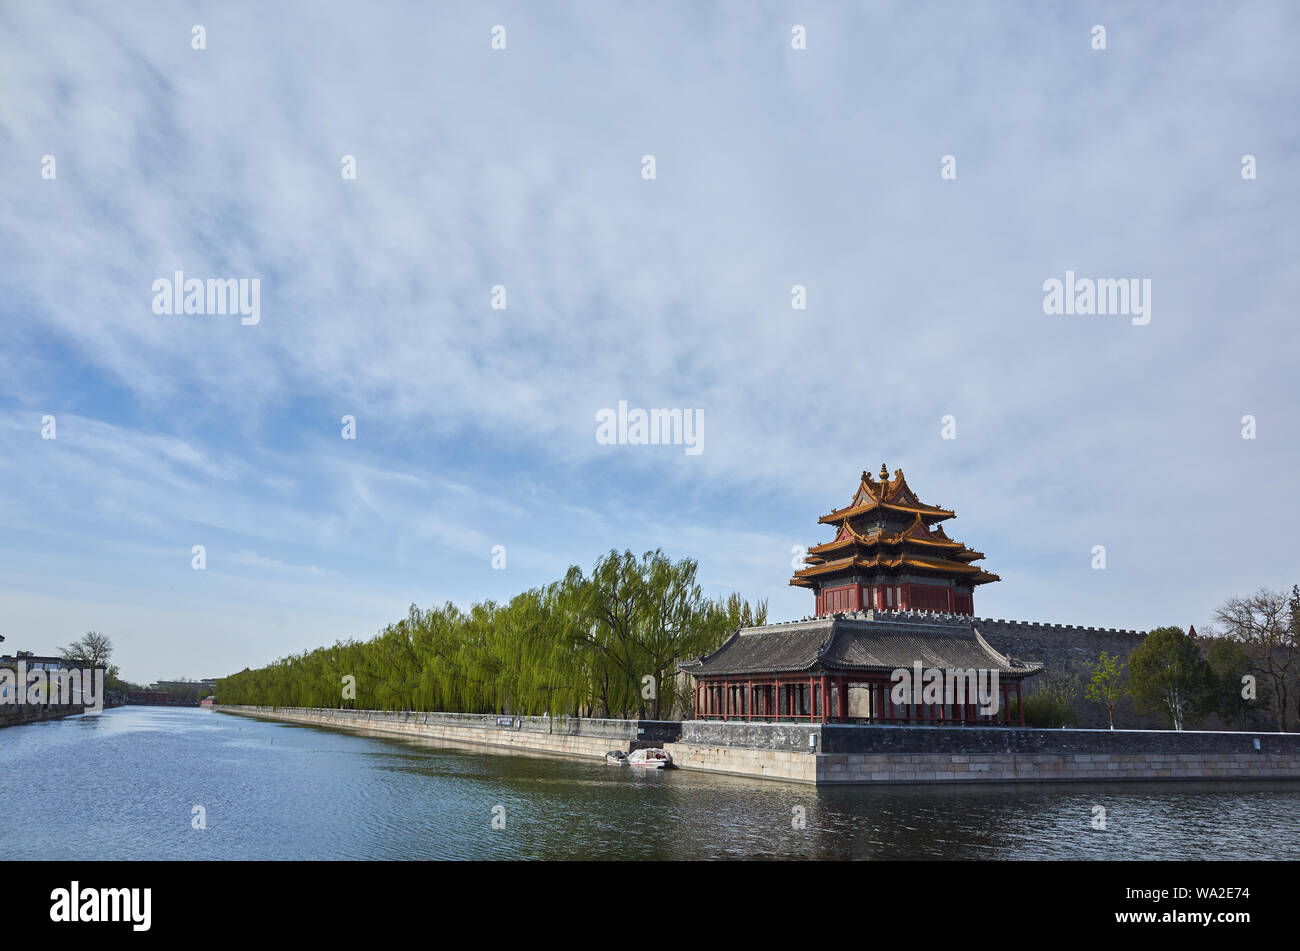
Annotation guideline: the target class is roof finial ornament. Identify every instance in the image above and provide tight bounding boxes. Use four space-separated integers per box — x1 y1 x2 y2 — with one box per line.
879 463 889 481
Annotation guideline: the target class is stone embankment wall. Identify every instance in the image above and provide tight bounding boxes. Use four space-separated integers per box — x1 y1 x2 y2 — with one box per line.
218 705 1300 787
666 721 1300 785
0 702 86 729
215 705 680 760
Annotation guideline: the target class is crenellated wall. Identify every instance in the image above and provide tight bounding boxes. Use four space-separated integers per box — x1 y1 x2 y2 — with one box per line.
785 609 1156 729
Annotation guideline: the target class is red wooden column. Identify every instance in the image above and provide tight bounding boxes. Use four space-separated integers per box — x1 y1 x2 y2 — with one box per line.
1015 681 1023 726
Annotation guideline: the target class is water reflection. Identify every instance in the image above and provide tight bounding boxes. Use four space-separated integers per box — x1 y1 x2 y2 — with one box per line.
1 707 1296 860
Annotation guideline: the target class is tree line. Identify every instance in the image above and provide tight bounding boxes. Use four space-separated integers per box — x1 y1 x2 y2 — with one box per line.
1023 585 1300 731
216 549 766 719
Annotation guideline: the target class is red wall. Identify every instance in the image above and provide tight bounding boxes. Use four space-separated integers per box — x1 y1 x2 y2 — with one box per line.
818 583 974 616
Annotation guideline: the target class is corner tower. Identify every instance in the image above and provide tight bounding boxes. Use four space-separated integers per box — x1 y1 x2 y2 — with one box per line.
791 465 999 616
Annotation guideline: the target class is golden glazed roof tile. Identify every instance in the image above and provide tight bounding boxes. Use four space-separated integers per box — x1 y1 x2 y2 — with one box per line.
794 467 999 591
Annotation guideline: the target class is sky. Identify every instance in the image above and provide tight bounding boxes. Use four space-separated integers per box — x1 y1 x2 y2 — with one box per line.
1 1 1297 684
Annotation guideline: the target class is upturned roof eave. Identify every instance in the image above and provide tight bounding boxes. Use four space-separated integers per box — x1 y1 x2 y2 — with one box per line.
818 501 956 524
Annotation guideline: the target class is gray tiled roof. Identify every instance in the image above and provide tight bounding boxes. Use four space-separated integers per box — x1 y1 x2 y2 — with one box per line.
681 613 1042 678
682 621 834 676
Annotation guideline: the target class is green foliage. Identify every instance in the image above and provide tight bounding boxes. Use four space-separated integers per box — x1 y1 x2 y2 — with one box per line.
1202 636 1258 729
216 549 765 720
1128 626 1213 731
1019 677 1079 728
1083 651 1128 729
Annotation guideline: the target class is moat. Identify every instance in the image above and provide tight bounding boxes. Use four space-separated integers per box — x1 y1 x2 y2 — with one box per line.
4 706 1298 860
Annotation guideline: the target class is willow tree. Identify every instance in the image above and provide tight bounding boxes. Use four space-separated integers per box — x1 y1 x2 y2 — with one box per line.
216 547 768 720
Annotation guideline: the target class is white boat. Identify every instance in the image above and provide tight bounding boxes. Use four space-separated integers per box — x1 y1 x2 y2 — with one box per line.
605 750 628 765
627 748 672 769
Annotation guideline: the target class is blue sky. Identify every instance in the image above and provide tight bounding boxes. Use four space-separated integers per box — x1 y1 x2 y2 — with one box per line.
1 2 1297 683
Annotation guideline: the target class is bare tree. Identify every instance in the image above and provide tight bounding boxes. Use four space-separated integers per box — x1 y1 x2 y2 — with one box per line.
1213 588 1296 732
58 631 114 669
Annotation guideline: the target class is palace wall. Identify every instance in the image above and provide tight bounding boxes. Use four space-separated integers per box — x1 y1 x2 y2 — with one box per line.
972 616 1158 729
813 610 1158 728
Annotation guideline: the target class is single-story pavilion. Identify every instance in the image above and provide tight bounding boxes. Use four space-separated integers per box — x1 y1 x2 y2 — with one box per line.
680 610 1043 726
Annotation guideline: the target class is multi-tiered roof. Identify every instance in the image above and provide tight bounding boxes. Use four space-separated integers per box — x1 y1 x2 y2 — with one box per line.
791 465 999 597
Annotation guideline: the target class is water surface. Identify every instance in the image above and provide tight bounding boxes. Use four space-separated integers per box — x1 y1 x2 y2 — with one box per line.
3 706 1297 860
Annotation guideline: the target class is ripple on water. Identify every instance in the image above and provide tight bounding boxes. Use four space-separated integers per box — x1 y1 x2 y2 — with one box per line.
4 707 1300 859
